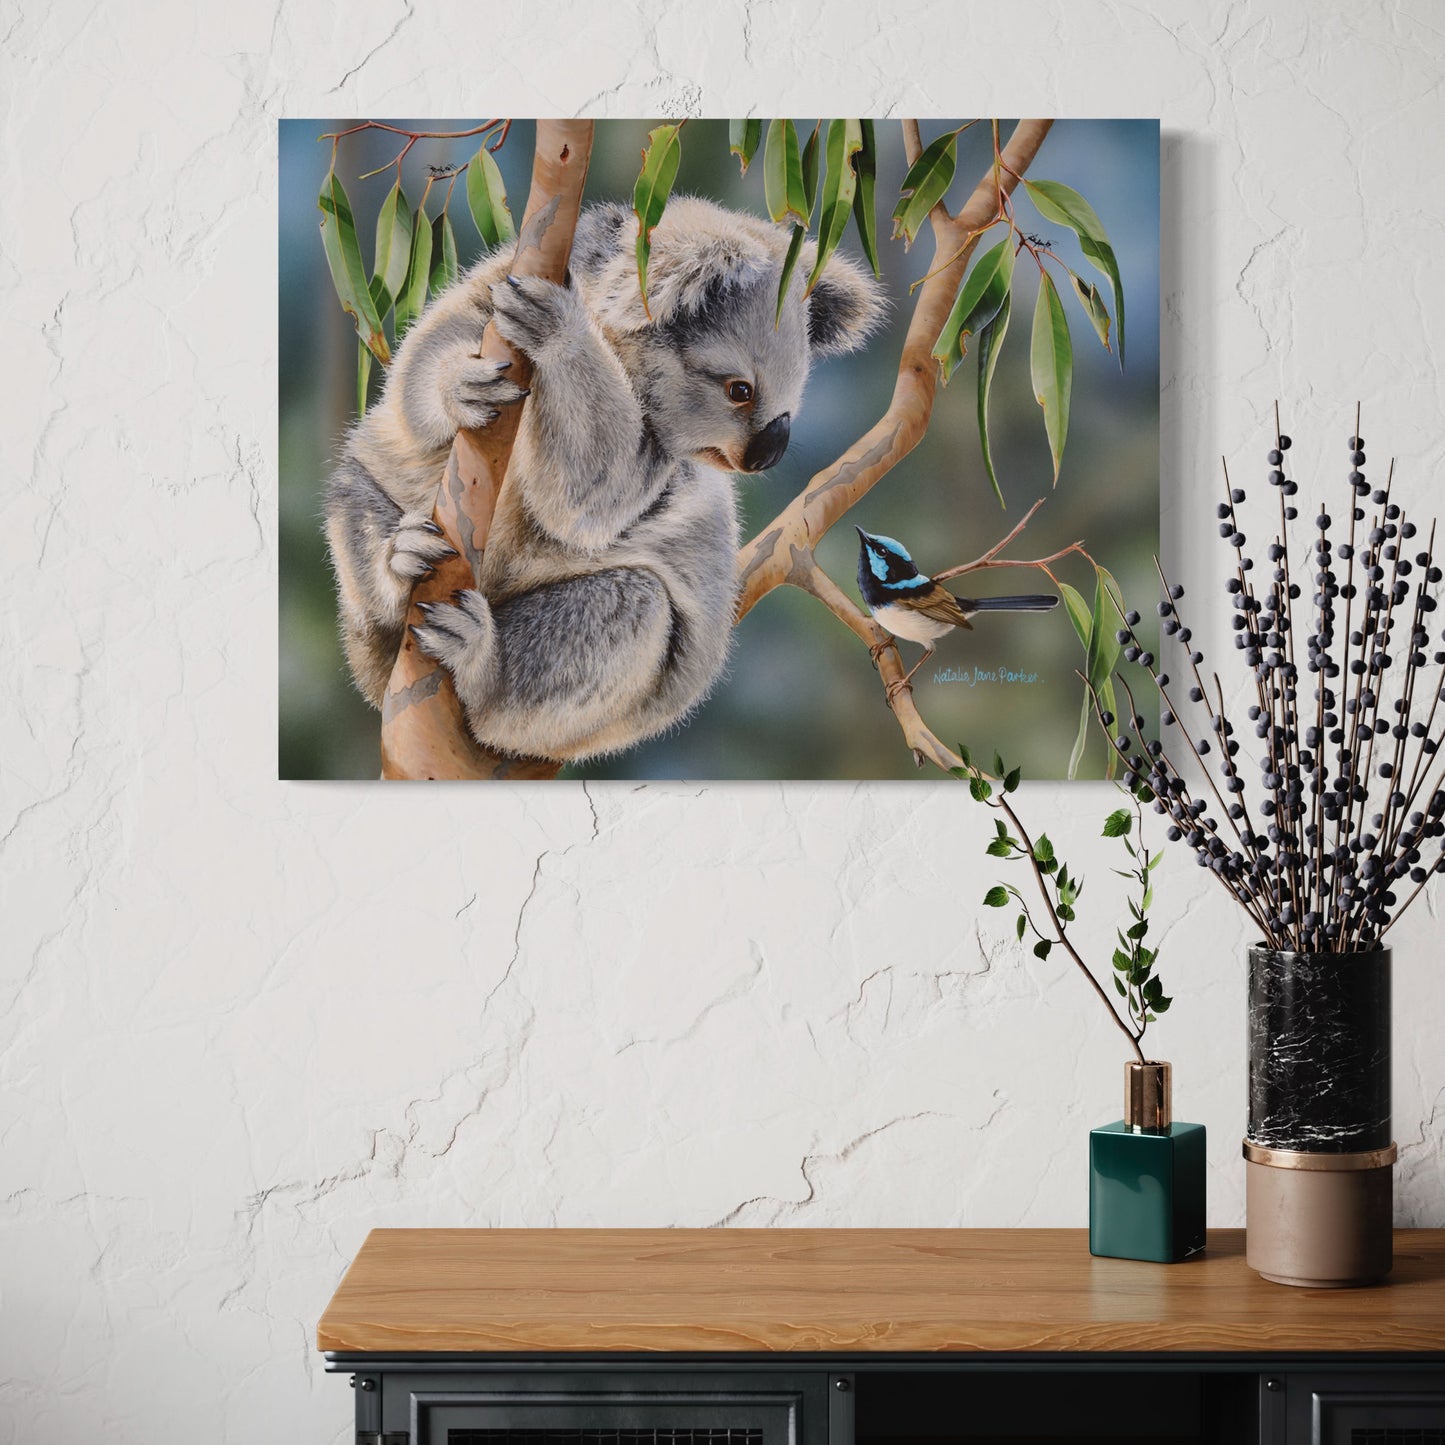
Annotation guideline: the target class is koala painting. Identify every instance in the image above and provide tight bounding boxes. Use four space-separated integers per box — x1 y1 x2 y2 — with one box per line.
324 197 884 763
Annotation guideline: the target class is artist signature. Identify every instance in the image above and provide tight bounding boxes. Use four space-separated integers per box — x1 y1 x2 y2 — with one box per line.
933 665 1042 687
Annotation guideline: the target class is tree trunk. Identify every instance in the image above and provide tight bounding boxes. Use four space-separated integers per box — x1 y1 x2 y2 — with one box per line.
379 120 595 780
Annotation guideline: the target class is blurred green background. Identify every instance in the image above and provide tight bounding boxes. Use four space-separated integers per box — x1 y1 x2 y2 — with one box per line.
279 119 1159 780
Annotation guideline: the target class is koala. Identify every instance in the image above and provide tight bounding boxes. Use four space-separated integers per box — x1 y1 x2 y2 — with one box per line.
324 196 884 762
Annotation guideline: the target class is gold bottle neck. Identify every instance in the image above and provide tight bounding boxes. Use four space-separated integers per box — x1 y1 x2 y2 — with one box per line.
1124 1060 1172 1131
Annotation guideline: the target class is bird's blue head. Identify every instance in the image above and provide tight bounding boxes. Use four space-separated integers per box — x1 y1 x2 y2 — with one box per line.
856 527 925 602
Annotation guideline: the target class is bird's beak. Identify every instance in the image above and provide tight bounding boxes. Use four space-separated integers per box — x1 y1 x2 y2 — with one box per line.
855 526 869 542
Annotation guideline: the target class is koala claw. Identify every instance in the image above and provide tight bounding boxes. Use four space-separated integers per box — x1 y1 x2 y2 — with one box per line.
410 589 497 702
489 274 575 357
387 510 457 584
444 353 530 432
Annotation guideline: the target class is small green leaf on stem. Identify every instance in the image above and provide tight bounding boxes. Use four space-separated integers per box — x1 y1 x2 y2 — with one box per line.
1102 808 1132 838
429 212 459 293
984 886 1009 907
976 288 1012 506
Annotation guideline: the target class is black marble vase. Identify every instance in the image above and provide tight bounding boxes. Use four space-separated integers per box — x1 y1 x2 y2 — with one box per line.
1244 945 1396 1287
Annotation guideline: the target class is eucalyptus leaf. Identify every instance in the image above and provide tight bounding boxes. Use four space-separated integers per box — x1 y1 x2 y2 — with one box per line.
429 212 459 294
851 118 880 276
633 123 684 313
467 146 516 249
805 119 862 297
891 127 958 249
1029 271 1072 483
318 168 390 365
392 202 432 342
763 119 808 228
975 286 1012 507
357 341 372 417
1071 273 1113 353
729 118 763 175
1024 178 1125 368
372 180 414 310
933 236 1014 382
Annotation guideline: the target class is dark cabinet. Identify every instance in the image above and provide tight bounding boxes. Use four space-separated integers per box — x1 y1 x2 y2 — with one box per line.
341 1363 1445 1445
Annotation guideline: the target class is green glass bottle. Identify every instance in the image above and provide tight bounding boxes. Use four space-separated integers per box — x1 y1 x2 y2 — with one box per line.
1089 1060 1206 1263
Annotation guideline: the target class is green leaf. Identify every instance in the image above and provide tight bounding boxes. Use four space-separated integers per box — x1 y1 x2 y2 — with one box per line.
1024 177 1125 368
993 750 1006 776
1033 835 1055 864
729 118 763 175
1127 919 1149 940
1016 913 1027 941
1112 948 1132 971
633 123 684 315
983 886 1009 908
851 118 880 276
985 838 1011 857
372 180 414 311
775 125 822 322
763 119 808 228
318 167 390 365
1071 273 1112 353
1059 582 1092 650
1029 271 1072 484
1102 808 1132 838
933 235 1014 383
429 212 459 294
1067 686 1091 782
466 145 516 249
970 775 993 802
800 121 822 208
1033 939 1053 960
392 202 432 342
1084 566 1124 695
1004 766 1021 793
357 341 372 417
806 119 863 297
1098 676 1121 782
957 743 972 767
1113 974 1127 997
892 127 958 249
776 226 807 324
1153 996 1172 1013
975 287 1012 506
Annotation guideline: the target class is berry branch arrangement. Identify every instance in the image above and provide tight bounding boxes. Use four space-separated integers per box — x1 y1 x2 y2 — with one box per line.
1094 410 1445 953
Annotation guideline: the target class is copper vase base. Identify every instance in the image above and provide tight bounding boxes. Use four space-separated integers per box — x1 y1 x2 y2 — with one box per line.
1244 1141 1396 1289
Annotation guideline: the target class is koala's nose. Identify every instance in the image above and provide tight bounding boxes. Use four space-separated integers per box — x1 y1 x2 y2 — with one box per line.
742 412 791 473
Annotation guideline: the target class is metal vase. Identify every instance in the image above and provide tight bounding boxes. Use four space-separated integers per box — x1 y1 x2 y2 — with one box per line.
1244 944 1395 1287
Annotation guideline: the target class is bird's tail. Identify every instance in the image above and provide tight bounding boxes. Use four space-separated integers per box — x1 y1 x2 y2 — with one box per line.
961 594 1060 614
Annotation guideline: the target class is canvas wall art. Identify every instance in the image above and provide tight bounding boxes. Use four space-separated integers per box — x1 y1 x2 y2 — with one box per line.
278 118 1160 780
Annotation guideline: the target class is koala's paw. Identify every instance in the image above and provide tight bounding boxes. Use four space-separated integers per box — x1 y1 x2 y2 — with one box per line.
440 354 530 433
488 275 579 358
411 589 497 707
386 510 457 586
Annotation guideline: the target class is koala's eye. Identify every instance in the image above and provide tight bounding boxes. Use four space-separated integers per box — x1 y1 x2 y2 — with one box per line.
725 379 754 406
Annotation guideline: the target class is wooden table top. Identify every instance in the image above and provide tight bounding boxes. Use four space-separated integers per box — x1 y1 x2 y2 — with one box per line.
317 1228 1445 1356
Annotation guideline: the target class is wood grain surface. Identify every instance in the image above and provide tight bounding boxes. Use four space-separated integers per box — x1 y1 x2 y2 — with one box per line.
317 1228 1445 1355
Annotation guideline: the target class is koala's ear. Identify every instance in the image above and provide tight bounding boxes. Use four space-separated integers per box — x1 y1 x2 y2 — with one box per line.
806 252 887 357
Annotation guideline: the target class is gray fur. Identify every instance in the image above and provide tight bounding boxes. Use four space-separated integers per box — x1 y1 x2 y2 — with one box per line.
324 196 884 762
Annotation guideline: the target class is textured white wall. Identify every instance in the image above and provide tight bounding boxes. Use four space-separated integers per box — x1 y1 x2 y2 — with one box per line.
2 0 1444 1439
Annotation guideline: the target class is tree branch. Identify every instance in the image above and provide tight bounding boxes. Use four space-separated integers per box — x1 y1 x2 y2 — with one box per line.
379 120 595 780
734 119 1055 618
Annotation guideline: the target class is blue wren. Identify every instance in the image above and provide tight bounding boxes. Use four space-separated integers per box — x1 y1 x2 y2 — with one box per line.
856 527 1059 691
